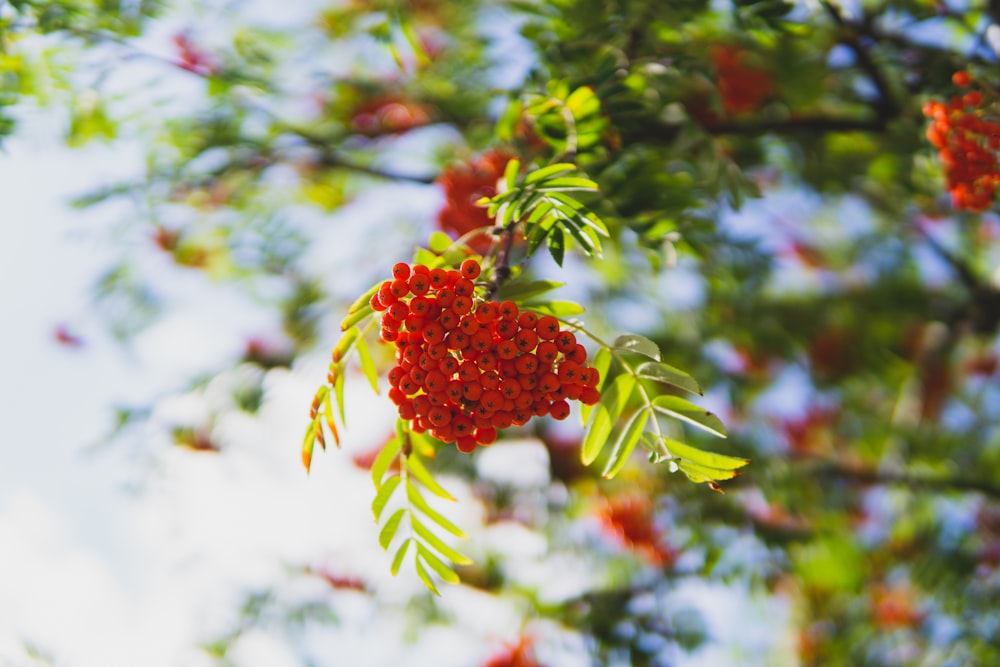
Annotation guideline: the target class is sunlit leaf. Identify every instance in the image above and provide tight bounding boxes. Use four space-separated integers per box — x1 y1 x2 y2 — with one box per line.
301 421 316 473
415 551 442 595
372 475 401 522
390 538 412 576
322 391 340 448
566 85 601 117
614 334 661 361
379 508 406 549
412 516 472 565
407 455 456 501
601 408 650 479
548 227 565 265
523 300 585 316
334 362 347 424
416 543 462 583
407 482 466 538
582 373 636 465
538 176 599 191
581 347 613 425
372 436 402 487
428 231 453 254
635 361 702 396
356 336 379 394
655 437 747 470
332 327 359 362
651 396 727 438
498 279 564 302
503 158 520 192
524 162 577 185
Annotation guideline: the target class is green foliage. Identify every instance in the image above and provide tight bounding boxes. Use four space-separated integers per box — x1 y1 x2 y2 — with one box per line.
16 0 1000 661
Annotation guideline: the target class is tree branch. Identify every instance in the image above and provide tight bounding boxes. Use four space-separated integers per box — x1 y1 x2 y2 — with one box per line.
810 461 1000 499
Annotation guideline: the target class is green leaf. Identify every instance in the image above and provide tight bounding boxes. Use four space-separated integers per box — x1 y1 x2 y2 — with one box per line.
656 437 747 471
346 281 379 315
415 554 442 595
523 300 585 316
651 396 728 438
412 516 473 565
407 455 456 501
581 346 613 425
340 302 374 331
676 458 743 484
538 176 599 191
334 362 347 424
332 328 359 361
635 361 702 396
614 334 661 361
417 543 462 583
496 99 523 142
322 391 340 448
503 158 520 192
428 231 453 254
379 508 406 549
548 227 565 266
390 538 412 576
566 85 600 118
601 408 650 479
371 436 402 487
498 279 564 302
582 374 637 465
356 336 379 394
372 475 401 522
559 217 600 256
301 421 316 473
407 482 466 538
524 162 577 185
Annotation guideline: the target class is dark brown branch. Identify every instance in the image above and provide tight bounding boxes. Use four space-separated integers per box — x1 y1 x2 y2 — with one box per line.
811 461 1000 500
484 221 519 301
621 113 889 146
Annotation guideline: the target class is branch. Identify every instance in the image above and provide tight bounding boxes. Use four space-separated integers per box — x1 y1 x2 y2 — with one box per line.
620 113 888 146
820 0 902 121
810 461 1000 499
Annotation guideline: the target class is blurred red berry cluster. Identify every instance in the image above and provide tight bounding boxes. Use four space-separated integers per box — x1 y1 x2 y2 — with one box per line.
436 150 511 252
349 94 432 136
923 72 1000 212
710 44 773 116
597 492 675 566
369 259 601 452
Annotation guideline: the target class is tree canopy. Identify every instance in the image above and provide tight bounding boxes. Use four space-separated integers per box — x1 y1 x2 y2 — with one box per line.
5 0 1000 664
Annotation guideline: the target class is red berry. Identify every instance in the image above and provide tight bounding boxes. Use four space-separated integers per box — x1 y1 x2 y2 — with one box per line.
392 262 411 280
460 258 481 280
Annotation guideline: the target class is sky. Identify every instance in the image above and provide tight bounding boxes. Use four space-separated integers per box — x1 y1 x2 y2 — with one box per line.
0 5 798 666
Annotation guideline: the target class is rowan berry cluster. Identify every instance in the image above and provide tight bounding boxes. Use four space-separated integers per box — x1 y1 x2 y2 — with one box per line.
710 44 773 116
369 259 601 452
923 72 1000 212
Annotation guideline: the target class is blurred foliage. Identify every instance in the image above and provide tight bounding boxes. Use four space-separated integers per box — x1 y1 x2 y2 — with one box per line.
9 0 1000 664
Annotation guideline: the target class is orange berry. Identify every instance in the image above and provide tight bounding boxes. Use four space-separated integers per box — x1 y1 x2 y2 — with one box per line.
498 300 519 320
392 262 411 280
475 301 499 323
536 316 560 340
474 427 497 445
550 400 571 420
952 70 971 87
460 258 481 280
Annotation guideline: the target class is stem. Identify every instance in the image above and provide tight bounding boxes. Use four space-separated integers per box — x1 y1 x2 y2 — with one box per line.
484 220 520 301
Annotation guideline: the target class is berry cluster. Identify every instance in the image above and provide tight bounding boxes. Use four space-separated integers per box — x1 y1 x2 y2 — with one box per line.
436 150 511 252
923 72 1000 212
370 259 601 452
710 44 773 116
